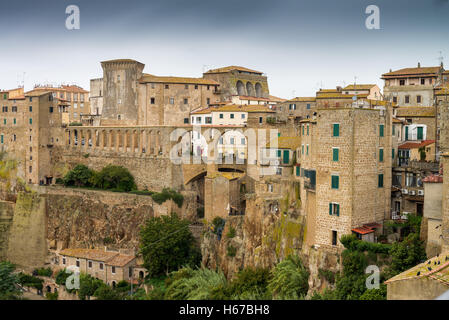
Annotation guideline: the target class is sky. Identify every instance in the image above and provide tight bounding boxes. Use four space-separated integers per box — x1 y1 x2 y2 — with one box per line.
0 0 449 98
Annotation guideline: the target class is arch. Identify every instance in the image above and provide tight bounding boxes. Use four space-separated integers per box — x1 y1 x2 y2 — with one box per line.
46 285 51 293
236 80 246 96
246 82 254 97
255 82 262 97
111 281 116 288
139 271 144 279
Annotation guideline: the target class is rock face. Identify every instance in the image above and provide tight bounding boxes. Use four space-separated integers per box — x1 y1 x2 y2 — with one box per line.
201 189 341 295
0 201 15 261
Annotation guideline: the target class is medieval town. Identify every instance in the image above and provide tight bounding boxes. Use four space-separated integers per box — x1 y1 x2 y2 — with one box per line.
1 0 449 306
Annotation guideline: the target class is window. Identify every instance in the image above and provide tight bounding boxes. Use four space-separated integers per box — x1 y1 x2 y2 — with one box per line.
219 114 223 119
29 166 32 173
29 106 32 112
421 78 425 85
276 167 282 175
417 95 422 103
332 123 340 137
88 261 92 268
400 79 405 86
49 107 54 113
76 259 80 267
184 84 188 89
405 95 410 104
268 184 274 192
207 98 210 105
184 118 189 124
259 117 263 124
196 117 202 124
194 85 198 90
306 103 311 110
378 174 384 188
62 257 66 265
165 84 169 89
99 263 104 270
306 145 309 155
3 119 5 125
417 126 424 140
329 203 340 216
150 98 155 104
332 148 339 162
393 96 397 103
392 148 395 159
230 114 234 119
307 125 309 136
379 124 384 137
392 125 395 136
205 117 212 124
331 175 339 189
332 230 338 246
12 106 17 112
296 166 300 176
230 138 235 145
184 98 188 104
241 114 245 119
302 125 304 136
112 266 116 274
29 118 32 125
0 135 3 144
379 148 384 162
301 145 304 155
169 98 174 104
241 138 246 145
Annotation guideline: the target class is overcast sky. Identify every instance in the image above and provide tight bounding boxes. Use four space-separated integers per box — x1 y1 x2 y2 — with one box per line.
0 0 448 98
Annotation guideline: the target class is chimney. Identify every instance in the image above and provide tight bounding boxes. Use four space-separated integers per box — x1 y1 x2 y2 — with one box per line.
418 62 421 68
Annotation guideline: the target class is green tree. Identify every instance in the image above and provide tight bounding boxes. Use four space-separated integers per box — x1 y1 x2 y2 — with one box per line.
0 262 21 300
359 285 387 300
63 164 94 187
94 284 122 300
387 232 427 277
91 165 137 192
228 267 272 300
268 255 309 300
78 273 104 300
140 213 200 276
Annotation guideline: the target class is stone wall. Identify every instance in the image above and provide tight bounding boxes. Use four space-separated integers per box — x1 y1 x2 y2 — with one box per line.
0 200 14 261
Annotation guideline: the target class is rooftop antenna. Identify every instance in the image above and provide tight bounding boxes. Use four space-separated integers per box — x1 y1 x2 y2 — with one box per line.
438 51 444 67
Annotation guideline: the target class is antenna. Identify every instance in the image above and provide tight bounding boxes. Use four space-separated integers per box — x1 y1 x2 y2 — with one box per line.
438 51 444 66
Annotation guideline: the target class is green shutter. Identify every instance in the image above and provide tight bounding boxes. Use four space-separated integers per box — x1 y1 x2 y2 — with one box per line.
1 135 3 144
417 127 423 140
302 125 304 135
3 119 5 125
283 150 289 164
13 118 16 125
296 166 300 176
405 126 409 140
307 125 309 136
392 148 395 159
336 204 340 216
331 175 339 189
306 145 309 155
277 149 281 157
302 145 304 155
29 118 32 125
333 148 339 161
379 125 384 137
379 149 384 162
378 174 384 188
329 203 332 215
392 125 395 136
333 124 340 137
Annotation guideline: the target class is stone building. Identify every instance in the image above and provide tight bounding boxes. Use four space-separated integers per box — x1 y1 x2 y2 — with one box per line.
0 88 65 185
382 63 444 106
31 84 90 124
342 84 382 100
57 248 139 287
202 66 269 102
276 97 316 121
422 174 443 257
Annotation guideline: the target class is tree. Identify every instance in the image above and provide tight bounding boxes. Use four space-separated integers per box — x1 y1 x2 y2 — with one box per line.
268 255 309 300
359 285 387 300
78 273 104 300
140 213 200 276
90 165 136 192
94 284 122 300
0 262 21 300
387 233 426 277
228 267 272 300
63 164 94 187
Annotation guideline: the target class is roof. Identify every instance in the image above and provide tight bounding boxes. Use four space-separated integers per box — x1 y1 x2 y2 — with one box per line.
266 137 301 150
435 85 449 96
382 66 441 78
392 118 405 124
343 84 377 90
385 253 449 285
238 95 269 101
352 226 375 235
395 106 435 117
101 59 143 64
398 140 435 150
423 174 443 183
139 73 219 85
207 171 244 180
287 97 316 103
191 104 275 114
316 92 368 99
59 248 135 267
24 90 52 97
204 66 262 74
268 95 286 103
33 85 88 93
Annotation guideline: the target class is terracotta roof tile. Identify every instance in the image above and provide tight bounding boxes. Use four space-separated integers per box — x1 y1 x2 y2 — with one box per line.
382 66 441 78
395 106 435 117
139 74 219 85
423 174 443 183
287 97 316 102
204 66 262 74
343 84 377 90
398 140 435 149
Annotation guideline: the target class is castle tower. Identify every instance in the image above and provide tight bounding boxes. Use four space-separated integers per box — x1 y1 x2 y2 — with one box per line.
100 59 145 125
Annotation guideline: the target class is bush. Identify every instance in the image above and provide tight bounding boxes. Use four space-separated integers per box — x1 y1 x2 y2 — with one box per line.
340 234 391 254
151 188 184 208
318 268 335 284
227 245 237 257
228 267 271 300
63 164 94 187
91 165 137 192
34 267 53 277
0 262 21 299
17 273 43 291
226 226 236 239
129 190 154 196
46 292 58 300
268 255 309 300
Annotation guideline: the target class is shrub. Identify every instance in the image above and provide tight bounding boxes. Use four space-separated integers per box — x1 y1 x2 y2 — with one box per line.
340 234 391 254
268 255 309 300
318 268 336 284
55 269 72 286
46 292 58 300
129 190 154 196
34 267 52 277
227 245 237 257
63 164 94 187
226 226 236 239
90 165 137 192
17 273 43 291
151 188 184 208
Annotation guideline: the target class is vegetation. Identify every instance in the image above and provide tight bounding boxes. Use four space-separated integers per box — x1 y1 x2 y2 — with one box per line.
140 213 201 276
17 273 44 291
78 273 104 300
268 255 309 300
226 226 236 239
33 267 53 277
46 292 58 300
226 245 237 257
63 164 94 187
151 188 184 208
0 262 21 300
386 233 426 278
